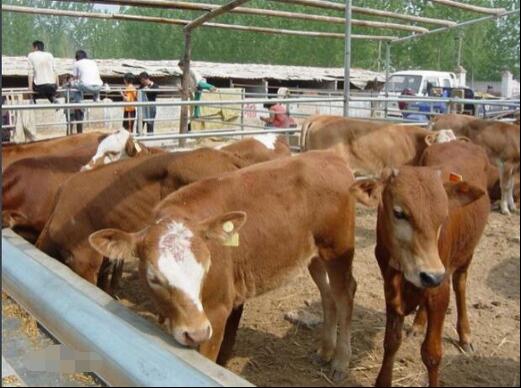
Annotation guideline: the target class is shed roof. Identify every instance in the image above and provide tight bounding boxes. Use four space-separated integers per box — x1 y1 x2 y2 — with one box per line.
2 55 384 89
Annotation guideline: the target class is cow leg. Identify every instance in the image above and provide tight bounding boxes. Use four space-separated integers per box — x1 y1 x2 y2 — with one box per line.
507 168 517 212
216 304 244 366
453 266 473 352
422 282 450 387
308 258 337 364
323 251 356 381
498 160 511 215
375 308 404 387
407 304 427 338
198 305 230 362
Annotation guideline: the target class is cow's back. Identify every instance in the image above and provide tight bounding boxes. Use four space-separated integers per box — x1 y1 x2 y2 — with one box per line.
347 125 430 176
2 132 107 171
2 153 92 243
301 115 386 151
220 136 291 165
36 148 245 263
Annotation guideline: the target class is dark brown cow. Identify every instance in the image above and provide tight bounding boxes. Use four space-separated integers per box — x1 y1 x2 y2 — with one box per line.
350 141 490 387
2 132 107 172
89 150 369 380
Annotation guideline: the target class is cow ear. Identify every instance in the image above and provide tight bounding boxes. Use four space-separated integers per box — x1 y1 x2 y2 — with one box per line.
200 211 247 247
425 133 436 146
89 228 140 261
349 179 385 208
2 210 28 228
444 181 485 208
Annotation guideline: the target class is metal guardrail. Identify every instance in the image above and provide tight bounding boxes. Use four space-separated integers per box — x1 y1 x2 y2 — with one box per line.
1 229 253 387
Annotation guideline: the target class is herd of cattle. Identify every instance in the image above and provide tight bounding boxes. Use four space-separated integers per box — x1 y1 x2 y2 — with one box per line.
2 113 519 387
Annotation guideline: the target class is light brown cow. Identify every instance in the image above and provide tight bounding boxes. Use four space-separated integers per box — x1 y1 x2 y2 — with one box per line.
429 113 477 133
300 115 387 151
431 114 520 214
350 141 490 387
301 115 460 177
89 150 369 380
2 132 107 172
219 134 291 165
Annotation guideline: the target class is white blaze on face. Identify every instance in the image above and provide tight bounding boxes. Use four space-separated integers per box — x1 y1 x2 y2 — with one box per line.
253 133 278 150
156 222 205 311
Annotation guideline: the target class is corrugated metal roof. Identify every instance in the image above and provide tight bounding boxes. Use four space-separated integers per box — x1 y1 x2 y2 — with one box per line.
2 56 384 88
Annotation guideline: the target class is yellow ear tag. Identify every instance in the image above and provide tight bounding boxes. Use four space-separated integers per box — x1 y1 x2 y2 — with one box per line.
223 232 240 247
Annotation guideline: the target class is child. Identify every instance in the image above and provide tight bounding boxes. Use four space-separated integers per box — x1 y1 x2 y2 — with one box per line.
121 73 137 132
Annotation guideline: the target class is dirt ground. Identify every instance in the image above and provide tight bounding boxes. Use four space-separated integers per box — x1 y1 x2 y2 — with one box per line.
116 206 520 387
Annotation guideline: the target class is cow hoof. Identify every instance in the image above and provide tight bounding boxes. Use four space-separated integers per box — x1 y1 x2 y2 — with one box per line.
406 324 424 338
311 352 330 367
500 209 511 216
328 367 347 383
459 342 475 353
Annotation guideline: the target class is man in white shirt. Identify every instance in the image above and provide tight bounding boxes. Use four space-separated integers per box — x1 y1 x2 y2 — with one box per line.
71 50 103 103
27 40 59 103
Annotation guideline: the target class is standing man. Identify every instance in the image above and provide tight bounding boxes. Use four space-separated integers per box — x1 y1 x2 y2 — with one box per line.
138 72 159 134
178 60 216 120
27 40 59 103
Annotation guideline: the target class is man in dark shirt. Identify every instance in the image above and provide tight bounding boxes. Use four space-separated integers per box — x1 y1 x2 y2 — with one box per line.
138 72 159 134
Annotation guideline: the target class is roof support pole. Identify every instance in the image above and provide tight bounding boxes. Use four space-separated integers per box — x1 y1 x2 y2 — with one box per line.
343 0 352 117
384 42 391 119
179 0 252 143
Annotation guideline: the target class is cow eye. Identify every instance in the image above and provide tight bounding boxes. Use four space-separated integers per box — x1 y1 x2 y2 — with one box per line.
393 208 408 220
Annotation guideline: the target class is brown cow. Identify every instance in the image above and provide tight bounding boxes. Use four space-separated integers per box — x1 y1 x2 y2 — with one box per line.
350 141 490 387
301 115 459 177
219 134 291 165
35 149 246 295
2 153 93 243
89 150 369 380
300 115 387 151
429 113 477 133
431 114 520 214
2 132 107 172
35 135 288 295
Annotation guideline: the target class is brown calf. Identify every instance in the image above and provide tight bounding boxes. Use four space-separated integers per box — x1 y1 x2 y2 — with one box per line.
89 150 368 380
350 141 490 387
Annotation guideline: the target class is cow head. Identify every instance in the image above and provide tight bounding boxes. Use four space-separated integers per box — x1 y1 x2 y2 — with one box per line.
89 211 246 347
350 167 484 289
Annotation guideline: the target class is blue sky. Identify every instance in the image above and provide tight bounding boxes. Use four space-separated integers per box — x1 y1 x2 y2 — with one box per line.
92 4 120 12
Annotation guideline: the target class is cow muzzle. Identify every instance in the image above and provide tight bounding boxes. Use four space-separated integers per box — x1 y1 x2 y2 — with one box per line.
173 321 213 347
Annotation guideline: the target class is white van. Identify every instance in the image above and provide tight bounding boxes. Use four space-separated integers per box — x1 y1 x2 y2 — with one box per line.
384 70 459 96
377 70 460 117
